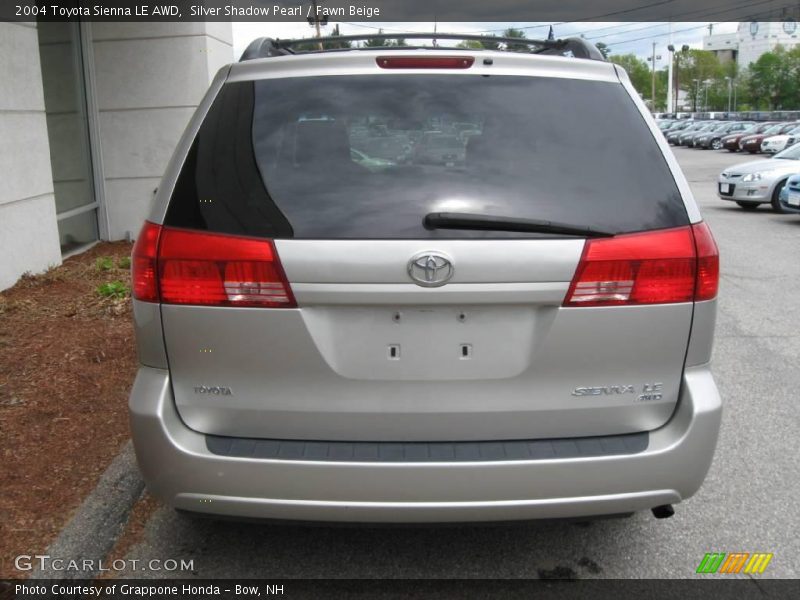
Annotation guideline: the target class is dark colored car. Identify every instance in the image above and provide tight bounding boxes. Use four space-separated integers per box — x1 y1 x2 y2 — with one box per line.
664 120 694 142
678 122 715 147
720 122 778 152
695 122 754 150
668 121 705 145
738 123 797 153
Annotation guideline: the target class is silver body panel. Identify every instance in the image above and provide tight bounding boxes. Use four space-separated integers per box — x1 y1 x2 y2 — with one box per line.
162 300 690 441
129 364 721 522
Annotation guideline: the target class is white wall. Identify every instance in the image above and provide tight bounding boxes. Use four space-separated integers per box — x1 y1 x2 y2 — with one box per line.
90 23 233 240
0 22 62 290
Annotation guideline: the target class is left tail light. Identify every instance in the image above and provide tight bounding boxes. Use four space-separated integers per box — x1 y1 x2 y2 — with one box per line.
131 221 161 302
131 222 296 308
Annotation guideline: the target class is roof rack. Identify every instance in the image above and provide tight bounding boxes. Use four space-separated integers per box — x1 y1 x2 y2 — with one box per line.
239 33 606 62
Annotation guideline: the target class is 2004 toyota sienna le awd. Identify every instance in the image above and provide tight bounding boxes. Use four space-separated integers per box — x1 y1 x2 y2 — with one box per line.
128 35 721 524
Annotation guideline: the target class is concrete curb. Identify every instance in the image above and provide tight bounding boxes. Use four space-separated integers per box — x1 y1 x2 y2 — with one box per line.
30 441 145 579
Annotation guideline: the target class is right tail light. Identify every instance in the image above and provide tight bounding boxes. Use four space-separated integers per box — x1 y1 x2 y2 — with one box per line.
564 223 719 307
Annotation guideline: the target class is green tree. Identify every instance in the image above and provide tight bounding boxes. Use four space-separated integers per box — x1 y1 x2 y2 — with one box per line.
363 29 386 48
673 49 723 111
595 42 611 59
479 34 500 50
503 28 528 52
322 24 351 50
744 45 800 109
456 40 486 49
609 53 652 101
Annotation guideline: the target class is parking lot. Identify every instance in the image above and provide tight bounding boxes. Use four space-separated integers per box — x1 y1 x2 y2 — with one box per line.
114 147 800 579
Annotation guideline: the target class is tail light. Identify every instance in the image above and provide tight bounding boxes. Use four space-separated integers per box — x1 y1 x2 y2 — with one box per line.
692 222 719 301
376 56 474 69
564 223 719 307
131 221 161 302
131 222 296 308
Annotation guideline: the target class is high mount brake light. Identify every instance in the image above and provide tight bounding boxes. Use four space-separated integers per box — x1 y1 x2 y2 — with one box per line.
376 56 475 69
564 224 719 307
131 222 296 308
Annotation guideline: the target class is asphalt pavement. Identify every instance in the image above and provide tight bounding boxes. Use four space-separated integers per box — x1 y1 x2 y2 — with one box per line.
114 146 800 579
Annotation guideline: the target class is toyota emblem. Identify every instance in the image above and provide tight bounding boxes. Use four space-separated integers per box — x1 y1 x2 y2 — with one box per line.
407 252 454 287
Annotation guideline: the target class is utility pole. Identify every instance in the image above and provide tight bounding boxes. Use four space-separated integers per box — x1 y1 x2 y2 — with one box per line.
307 0 327 51
647 42 661 111
667 24 674 113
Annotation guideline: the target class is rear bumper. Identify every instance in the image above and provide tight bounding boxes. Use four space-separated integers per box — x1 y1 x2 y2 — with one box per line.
129 366 721 522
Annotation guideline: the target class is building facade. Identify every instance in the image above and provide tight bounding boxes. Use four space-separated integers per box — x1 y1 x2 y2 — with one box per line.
0 21 233 290
704 21 800 69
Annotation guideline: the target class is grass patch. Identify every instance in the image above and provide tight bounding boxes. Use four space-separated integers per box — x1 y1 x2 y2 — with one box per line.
96 281 129 299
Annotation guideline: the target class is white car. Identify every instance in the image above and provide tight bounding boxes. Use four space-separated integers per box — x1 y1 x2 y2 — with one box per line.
760 125 800 153
717 143 800 211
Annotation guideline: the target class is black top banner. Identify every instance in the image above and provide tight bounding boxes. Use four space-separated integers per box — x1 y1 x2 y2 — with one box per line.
4 0 800 22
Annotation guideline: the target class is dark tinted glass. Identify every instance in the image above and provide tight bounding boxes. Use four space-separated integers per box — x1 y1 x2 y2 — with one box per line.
166 75 687 239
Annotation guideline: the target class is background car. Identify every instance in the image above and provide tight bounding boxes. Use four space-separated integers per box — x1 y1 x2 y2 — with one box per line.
666 121 701 144
739 122 797 153
717 143 800 211
696 122 753 150
783 130 800 151
676 122 711 146
761 124 800 154
778 173 800 213
683 122 724 148
721 122 777 152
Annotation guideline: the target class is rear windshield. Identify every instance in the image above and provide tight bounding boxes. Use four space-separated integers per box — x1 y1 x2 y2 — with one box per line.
165 75 687 239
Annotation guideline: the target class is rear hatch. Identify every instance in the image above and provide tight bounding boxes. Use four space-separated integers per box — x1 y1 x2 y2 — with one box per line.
147 58 707 442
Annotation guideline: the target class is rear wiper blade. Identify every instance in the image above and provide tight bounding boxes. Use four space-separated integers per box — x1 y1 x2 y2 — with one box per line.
423 212 615 238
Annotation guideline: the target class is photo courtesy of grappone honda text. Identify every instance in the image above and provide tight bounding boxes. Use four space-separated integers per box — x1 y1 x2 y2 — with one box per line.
129 33 721 523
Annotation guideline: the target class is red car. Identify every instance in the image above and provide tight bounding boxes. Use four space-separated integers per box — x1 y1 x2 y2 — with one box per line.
721 122 777 152
738 122 798 153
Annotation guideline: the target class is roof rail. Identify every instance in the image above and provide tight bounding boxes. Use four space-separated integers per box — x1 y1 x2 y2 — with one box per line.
238 33 605 62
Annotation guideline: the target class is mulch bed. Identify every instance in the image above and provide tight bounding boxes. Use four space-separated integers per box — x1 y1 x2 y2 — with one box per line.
0 242 138 578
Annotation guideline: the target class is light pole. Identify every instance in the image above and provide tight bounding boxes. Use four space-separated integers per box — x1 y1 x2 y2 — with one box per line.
725 76 733 113
703 79 712 112
692 78 700 112
647 42 662 111
668 44 690 113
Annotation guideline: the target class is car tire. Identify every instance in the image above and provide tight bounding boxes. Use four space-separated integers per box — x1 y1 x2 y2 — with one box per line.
711 139 723 150
747 149 758 154
736 201 759 211
771 180 788 213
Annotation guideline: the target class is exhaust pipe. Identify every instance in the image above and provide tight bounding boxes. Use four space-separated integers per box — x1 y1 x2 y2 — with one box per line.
651 504 675 519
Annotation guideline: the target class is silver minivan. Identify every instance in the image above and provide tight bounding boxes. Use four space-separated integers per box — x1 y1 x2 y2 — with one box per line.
129 34 721 523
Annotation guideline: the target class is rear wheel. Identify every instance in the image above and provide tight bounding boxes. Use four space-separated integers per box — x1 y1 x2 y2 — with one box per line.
771 180 788 213
736 201 759 211
711 139 723 150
